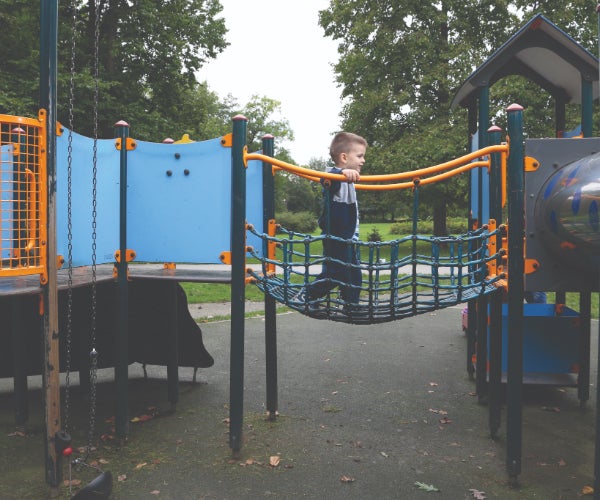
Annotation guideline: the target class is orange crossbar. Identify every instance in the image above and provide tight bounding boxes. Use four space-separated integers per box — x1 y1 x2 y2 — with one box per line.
245 144 507 191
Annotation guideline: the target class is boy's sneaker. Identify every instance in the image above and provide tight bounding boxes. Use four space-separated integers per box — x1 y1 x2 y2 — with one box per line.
290 288 307 304
290 288 322 313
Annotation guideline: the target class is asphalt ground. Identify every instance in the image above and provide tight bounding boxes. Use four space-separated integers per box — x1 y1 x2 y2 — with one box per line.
0 305 597 499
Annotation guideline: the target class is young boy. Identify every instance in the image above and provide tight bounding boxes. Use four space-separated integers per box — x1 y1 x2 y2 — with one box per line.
293 132 367 308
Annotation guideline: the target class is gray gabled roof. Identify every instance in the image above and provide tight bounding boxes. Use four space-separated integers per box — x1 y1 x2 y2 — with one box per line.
451 14 599 109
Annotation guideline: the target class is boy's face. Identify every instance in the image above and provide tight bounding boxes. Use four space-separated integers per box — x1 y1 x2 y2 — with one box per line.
339 144 366 172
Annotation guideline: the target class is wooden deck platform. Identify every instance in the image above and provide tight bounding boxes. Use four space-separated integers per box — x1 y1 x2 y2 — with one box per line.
0 263 233 297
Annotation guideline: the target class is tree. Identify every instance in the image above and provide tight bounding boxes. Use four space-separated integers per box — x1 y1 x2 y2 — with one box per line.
238 95 294 156
0 0 229 140
318 1 521 234
0 0 41 115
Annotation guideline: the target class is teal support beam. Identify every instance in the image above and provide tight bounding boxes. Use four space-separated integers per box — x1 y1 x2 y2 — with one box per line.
261 134 278 421
230 115 248 453
466 99 477 380
475 86 490 402
115 120 130 441
487 125 504 440
478 86 490 148
505 103 525 484
581 79 593 137
555 96 566 137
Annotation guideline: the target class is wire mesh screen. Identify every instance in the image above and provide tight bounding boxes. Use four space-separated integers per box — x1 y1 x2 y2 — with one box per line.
0 112 47 282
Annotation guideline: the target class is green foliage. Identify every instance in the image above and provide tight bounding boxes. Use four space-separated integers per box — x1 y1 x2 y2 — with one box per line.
318 2 599 235
390 217 467 235
367 227 382 242
276 211 318 234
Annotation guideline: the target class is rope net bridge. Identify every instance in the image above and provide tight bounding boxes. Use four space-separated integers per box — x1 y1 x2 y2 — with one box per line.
245 145 508 325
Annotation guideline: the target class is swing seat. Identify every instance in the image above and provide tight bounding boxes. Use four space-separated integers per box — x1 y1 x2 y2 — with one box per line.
71 471 112 499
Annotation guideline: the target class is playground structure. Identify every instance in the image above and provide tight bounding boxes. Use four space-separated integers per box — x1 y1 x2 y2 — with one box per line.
1 5 600 497
226 12 600 492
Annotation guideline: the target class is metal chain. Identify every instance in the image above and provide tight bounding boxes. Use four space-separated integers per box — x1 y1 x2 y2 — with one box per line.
85 0 101 459
64 0 78 437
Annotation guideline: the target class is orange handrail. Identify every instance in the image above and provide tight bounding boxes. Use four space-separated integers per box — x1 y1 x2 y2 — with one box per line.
245 144 507 189
24 168 37 251
354 160 491 191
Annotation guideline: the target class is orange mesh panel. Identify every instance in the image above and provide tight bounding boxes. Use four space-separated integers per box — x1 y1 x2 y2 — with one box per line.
0 112 47 281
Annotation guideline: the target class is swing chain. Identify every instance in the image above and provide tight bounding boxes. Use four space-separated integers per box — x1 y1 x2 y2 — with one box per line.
63 0 79 438
84 0 102 459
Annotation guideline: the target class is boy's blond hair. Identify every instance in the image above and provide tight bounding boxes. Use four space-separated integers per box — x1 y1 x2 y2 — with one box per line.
329 132 367 164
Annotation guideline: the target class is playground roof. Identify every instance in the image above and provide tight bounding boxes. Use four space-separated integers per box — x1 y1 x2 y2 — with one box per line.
451 14 599 109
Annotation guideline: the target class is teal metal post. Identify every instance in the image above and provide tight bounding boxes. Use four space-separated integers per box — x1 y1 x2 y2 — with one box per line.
40 0 62 490
578 292 591 405
580 75 593 421
466 100 478 380
478 86 490 149
261 135 278 421
505 103 525 483
595 7 600 494
230 115 248 452
475 86 490 401
115 121 130 440
595 283 600 495
487 125 503 439
581 79 593 138
10 297 28 427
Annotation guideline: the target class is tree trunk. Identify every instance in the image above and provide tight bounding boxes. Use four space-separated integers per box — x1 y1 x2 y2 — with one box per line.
433 200 447 236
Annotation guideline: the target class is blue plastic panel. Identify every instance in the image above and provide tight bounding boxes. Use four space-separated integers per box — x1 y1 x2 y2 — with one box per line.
469 130 490 224
56 130 264 265
56 130 120 266
495 303 580 374
1 145 14 259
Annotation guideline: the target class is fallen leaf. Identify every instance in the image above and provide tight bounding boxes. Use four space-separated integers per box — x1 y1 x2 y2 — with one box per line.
469 488 487 499
380 451 388 458
7 431 26 437
429 382 438 387
340 475 355 483
581 485 594 495
414 481 440 492
118 474 127 482
558 458 566 467
439 417 452 424
428 408 448 415
540 406 560 413
63 479 81 487
99 458 109 465
130 414 154 423
150 491 160 495
269 456 280 467
134 462 147 471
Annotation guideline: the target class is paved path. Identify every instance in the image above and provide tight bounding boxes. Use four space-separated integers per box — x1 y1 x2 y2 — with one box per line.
1 306 596 499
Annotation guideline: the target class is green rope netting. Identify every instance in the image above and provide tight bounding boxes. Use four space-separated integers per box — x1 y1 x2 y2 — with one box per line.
247 224 504 325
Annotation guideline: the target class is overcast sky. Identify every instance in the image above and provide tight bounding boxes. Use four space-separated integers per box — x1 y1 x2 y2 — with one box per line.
196 0 342 165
